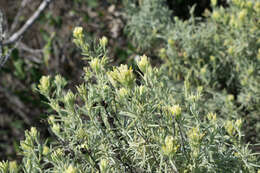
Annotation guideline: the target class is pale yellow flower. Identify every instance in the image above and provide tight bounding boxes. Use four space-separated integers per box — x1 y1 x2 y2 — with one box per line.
162 136 179 156
107 64 135 88
73 26 83 38
137 54 151 73
65 164 77 173
99 36 108 47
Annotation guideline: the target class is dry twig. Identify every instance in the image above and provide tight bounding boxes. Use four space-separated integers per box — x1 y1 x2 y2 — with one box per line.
3 0 53 45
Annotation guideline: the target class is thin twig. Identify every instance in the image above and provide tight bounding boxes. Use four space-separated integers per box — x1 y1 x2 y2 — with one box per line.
18 42 43 54
10 0 29 33
3 0 53 45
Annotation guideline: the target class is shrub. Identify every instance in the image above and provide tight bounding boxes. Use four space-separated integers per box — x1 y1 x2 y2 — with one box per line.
124 0 260 143
124 0 172 50
1 28 259 172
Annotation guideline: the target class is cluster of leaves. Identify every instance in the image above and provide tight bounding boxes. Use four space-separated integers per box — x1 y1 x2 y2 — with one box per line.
1 28 259 172
124 0 260 142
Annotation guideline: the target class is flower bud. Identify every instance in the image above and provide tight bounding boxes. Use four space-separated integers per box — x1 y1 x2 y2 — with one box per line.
54 75 67 88
211 0 217 6
52 123 60 134
238 9 247 21
38 76 51 95
159 48 167 60
99 36 108 48
232 0 241 6
183 51 188 58
207 112 217 122
76 84 87 101
73 26 83 38
100 159 108 173
212 11 221 21
187 126 204 145
235 119 242 129
0 161 8 172
89 58 101 73
9 161 18 173
200 66 207 75
136 55 150 73
227 94 234 101
107 64 135 88
117 87 129 98
246 1 253 8
210 56 215 61
170 105 182 119
29 127 37 138
227 46 234 55
254 2 260 13
225 120 234 136
64 90 76 109
65 164 77 173
43 146 50 155
162 136 179 156
167 39 175 47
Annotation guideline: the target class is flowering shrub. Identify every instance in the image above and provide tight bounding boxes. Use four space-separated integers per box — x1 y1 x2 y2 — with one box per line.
125 0 260 142
1 28 259 172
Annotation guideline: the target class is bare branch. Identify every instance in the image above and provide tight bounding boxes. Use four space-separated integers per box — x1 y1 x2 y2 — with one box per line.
10 0 29 33
3 0 53 45
18 42 43 54
0 10 9 67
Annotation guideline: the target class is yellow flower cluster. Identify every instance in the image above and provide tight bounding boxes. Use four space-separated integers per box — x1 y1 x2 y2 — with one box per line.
65 164 77 173
54 75 67 88
225 119 242 136
73 26 83 39
159 48 167 60
255 2 260 13
136 55 151 73
117 87 129 98
207 112 217 122
99 36 108 48
38 76 50 95
169 105 182 119
238 9 247 21
107 64 135 88
225 120 234 136
42 146 50 156
212 11 221 21
167 39 175 47
52 123 60 134
89 58 101 73
64 90 76 110
29 127 37 138
211 0 217 6
187 126 204 145
9 161 18 173
162 136 179 156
